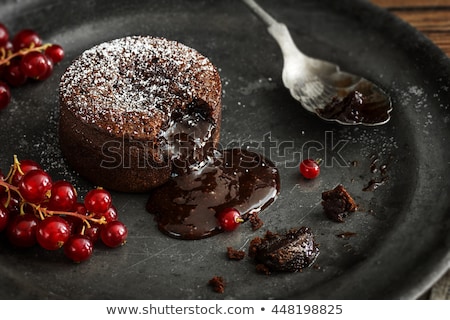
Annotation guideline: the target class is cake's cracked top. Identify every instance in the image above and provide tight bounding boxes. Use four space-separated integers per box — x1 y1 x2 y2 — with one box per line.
59 36 221 139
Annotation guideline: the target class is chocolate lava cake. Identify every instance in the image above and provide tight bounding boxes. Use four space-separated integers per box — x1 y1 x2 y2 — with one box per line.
59 36 222 192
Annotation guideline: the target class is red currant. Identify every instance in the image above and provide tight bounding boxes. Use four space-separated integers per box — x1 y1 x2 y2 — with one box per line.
7 213 39 247
216 208 243 231
101 205 118 222
36 216 70 250
12 29 42 52
1 40 13 53
44 44 64 64
299 159 321 179
0 23 9 46
64 214 83 234
100 221 128 248
0 190 21 214
20 51 49 79
18 169 52 204
0 81 11 110
84 188 112 214
36 54 54 81
73 202 88 215
64 234 94 262
64 203 89 234
3 60 27 87
48 180 77 211
11 159 42 186
81 224 101 243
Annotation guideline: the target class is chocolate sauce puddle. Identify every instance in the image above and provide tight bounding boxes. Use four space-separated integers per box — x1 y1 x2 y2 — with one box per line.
146 148 280 240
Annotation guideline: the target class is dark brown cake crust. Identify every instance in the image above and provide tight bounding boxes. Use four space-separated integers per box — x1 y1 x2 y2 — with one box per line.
59 36 222 192
248 227 319 273
321 184 358 222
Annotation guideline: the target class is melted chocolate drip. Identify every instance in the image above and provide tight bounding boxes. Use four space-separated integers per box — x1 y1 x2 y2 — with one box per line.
362 176 389 191
146 149 280 240
336 231 357 239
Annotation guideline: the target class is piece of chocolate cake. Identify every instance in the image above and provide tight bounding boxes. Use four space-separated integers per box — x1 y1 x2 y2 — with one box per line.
321 184 358 222
248 227 319 273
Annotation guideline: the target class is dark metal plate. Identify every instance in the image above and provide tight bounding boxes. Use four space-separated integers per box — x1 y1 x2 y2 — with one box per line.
0 0 449 299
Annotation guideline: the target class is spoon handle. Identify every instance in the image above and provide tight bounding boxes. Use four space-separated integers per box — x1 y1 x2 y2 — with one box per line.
241 0 279 26
242 0 306 75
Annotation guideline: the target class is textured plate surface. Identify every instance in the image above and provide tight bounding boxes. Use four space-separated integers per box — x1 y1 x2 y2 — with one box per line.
0 0 449 299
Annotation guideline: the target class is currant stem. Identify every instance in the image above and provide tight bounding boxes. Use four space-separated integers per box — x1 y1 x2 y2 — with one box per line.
14 155 25 176
0 43 52 67
80 224 86 236
37 206 106 225
2 184 11 208
0 47 6 60
3 154 21 184
0 179 20 197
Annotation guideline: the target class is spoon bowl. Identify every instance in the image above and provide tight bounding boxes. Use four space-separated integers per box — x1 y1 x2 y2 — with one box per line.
242 0 393 126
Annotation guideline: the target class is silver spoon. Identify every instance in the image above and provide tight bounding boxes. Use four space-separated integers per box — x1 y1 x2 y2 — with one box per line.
242 0 392 126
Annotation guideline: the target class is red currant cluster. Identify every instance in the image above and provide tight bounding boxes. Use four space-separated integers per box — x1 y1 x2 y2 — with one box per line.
0 23 64 110
0 156 127 263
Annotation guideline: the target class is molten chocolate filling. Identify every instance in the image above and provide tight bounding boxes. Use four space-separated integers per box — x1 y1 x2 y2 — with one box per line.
146 148 280 240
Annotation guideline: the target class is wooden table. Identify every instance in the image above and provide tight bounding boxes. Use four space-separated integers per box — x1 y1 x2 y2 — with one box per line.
371 0 450 300
372 0 450 56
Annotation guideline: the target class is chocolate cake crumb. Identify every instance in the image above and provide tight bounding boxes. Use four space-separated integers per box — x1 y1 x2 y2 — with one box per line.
208 276 225 293
248 211 264 230
226 247 246 260
321 184 358 222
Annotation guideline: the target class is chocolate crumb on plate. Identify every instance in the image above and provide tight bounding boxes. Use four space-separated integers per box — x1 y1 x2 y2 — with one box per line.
247 210 264 231
208 276 225 293
248 227 319 273
226 247 245 260
321 184 358 222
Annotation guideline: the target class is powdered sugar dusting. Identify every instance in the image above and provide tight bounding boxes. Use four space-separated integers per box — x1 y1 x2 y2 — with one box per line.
60 36 221 138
